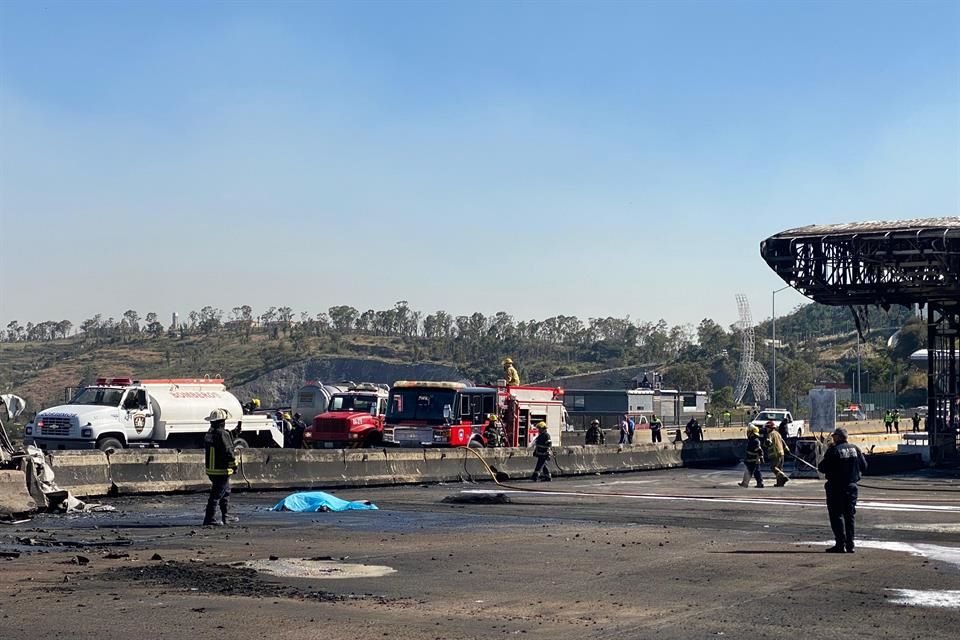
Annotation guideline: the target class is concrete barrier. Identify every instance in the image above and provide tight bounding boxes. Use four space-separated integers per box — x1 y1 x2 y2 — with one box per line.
108 449 196 495
45 450 111 497
0 469 35 515
38 436 908 498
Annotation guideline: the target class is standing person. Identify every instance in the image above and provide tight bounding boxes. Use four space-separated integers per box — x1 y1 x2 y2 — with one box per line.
502 358 521 386
883 410 893 434
649 414 663 443
585 419 605 445
739 425 765 488
912 411 922 433
288 412 307 449
684 417 703 442
627 414 635 444
892 409 900 434
764 421 790 487
530 422 552 481
484 415 507 447
203 409 238 527
618 414 630 444
722 410 732 427
778 415 790 441
817 427 868 553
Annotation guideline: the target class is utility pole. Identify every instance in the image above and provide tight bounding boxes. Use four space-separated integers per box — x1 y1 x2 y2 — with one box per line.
772 286 790 407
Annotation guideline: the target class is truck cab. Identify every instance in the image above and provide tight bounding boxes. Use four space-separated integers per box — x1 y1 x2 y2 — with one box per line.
303 383 390 449
382 381 566 448
26 377 283 451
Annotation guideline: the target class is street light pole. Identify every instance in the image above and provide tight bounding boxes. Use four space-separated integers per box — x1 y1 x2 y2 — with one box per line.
772 286 790 408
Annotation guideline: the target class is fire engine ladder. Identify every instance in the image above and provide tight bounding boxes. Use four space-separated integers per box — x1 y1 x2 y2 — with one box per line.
517 409 531 447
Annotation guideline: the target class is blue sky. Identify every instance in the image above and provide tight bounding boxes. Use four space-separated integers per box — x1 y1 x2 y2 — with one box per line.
1 0 957 330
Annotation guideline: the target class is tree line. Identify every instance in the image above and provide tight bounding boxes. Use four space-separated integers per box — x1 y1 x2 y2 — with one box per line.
2 301 925 412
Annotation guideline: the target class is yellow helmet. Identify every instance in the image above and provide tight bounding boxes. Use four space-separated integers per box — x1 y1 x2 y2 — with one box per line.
503 357 513 365
747 425 760 436
487 414 499 423
252 398 261 408
283 412 292 420
535 421 547 430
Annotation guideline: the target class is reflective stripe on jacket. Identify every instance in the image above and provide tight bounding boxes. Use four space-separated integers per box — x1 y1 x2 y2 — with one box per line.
205 427 236 476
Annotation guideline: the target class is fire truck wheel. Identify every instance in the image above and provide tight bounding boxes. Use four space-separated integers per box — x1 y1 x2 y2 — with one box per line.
233 437 250 449
364 432 383 448
96 436 123 453
467 437 484 449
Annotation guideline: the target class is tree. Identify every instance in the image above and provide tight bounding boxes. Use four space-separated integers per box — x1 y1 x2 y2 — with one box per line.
5 321 22 341
56 320 73 339
122 310 140 334
710 386 735 409
328 306 359 334
198 306 223 333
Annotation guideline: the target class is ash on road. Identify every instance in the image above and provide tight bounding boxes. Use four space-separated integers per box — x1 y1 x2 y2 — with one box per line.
2 467 959 640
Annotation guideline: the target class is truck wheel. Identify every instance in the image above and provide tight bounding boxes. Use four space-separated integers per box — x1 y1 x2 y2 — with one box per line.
233 437 250 449
364 432 383 448
468 437 484 449
97 437 123 453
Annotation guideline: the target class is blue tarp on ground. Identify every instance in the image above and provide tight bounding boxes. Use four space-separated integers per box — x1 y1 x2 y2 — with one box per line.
271 491 378 512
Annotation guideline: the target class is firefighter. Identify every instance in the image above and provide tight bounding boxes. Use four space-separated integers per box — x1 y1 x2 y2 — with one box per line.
484 414 507 448
738 425 764 488
530 421 552 481
685 417 703 442
503 358 521 386
585 419 605 445
764 421 790 486
203 408 238 526
243 398 261 414
817 427 868 553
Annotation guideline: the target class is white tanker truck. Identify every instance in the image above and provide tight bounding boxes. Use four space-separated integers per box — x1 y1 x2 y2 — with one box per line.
26 377 284 452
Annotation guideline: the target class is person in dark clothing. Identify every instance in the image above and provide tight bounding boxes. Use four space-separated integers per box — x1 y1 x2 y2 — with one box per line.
287 412 306 449
484 414 507 447
685 417 703 442
817 427 868 553
530 422 552 481
912 412 921 433
203 408 238 526
649 414 663 443
585 419 605 445
739 425 764 488
778 416 790 441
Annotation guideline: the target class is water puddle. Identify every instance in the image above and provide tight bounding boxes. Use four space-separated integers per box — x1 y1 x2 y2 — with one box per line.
243 557 397 579
887 589 960 608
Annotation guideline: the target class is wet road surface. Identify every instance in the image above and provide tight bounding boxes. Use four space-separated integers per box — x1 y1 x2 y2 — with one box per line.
2 466 959 639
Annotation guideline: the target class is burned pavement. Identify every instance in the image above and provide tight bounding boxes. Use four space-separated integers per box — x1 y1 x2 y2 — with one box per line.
1 466 959 640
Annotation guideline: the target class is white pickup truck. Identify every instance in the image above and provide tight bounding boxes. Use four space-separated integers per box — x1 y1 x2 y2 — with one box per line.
26 377 284 451
750 409 804 438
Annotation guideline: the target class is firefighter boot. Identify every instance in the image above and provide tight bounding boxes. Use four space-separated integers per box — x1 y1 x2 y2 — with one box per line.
203 503 222 527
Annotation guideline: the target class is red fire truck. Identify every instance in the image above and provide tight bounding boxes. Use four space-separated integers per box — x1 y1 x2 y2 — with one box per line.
303 383 390 449
382 381 567 448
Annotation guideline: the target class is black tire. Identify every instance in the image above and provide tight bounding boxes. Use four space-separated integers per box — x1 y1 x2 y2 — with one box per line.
364 431 384 448
233 437 250 449
97 436 124 452
468 437 485 449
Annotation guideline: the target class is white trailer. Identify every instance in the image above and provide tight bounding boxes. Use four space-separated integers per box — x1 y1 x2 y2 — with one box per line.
27 377 283 451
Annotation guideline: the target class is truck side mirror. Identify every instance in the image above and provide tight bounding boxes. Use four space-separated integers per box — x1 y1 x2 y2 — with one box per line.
443 405 452 422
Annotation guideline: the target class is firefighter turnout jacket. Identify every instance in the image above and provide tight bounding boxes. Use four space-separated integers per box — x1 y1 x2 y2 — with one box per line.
533 431 552 458
745 434 764 464
205 427 237 476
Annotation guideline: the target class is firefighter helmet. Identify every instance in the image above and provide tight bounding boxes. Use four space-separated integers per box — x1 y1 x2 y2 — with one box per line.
590 419 600 426
764 421 775 429
503 357 513 365
535 421 547 431
747 425 760 436
487 414 499 423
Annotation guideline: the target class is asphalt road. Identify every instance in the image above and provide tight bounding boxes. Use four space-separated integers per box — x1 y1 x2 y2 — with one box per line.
2 466 959 639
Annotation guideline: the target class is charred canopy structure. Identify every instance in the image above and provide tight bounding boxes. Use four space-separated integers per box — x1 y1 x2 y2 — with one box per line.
761 218 960 462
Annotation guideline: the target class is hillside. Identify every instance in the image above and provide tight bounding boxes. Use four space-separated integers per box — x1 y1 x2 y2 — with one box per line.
0 302 926 423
